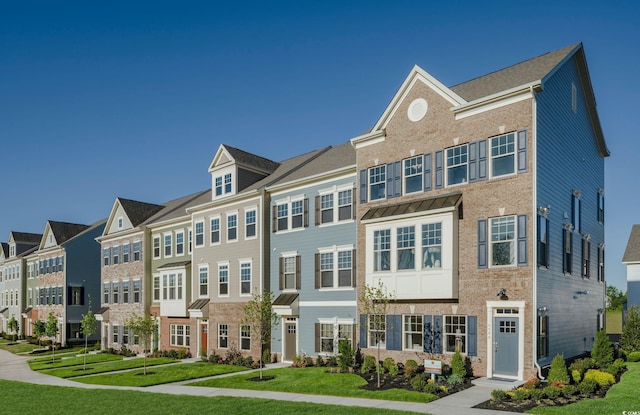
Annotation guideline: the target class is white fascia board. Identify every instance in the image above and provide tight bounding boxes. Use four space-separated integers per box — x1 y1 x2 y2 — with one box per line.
453 82 539 120
350 130 386 149
266 167 356 195
186 190 260 214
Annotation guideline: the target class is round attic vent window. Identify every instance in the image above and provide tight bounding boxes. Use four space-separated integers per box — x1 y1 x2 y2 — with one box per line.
407 98 428 122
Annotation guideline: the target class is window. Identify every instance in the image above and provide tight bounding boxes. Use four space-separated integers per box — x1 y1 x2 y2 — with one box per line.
112 245 120 265
122 280 130 303
444 315 466 353
133 241 141 261
215 176 223 196
277 204 288 231
291 200 304 228
320 194 333 224
537 215 549 267
320 253 333 288
491 133 515 177
404 156 423 194
153 275 160 301
422 223 442 269
227 214 237 241
582 238 591 278
164 234 172 257
112 282 119 304
369 165 386 200
563 227 573 274
598 191 605 224
240 262 251 295
103 283 110 304
537 314 549 358
446 144 468 185
218 264 228 296
123 243 130 263
133 280 141 303
188 229 193 254
275 199 308 231
210 218 220 244
337 251 352 287
282 256 297 290
490 216 515 266
118 217 123 229
397 226 415 270
404 315 423 351
176 232 184 255
103 248 111 266
170 324 190 347
195 221 204 247
113 325 119 344
320 324 334 353
373 229 391 271
245 210 256 238
57 286 62 304
224 173 232 193
58 257 64 272
572 192 581 234
598 245 605 282
122 329 129 345
240 325 251 351
153 236 161 258
218 324 228 348
368 314 385 348
168 274 176 300
199 266 208 297
338 189 352 221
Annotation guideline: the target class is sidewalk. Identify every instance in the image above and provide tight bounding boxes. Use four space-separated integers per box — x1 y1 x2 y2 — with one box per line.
0 349 520 414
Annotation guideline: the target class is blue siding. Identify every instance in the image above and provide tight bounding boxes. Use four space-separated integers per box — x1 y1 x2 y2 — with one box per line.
535 55 606 366
628 281 640 310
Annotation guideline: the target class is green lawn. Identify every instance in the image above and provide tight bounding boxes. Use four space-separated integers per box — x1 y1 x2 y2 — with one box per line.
606 309 622 334
0 379 420 415
72 361 249 386
528 362 640 414
190 366 438 403
29 352 123 370
0 339 43 354
39 357 178 378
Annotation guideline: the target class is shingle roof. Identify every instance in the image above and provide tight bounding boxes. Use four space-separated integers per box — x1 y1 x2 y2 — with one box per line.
0 243 8 258
118 198 165 227
143 190 211 226
623 225 640 263
223 144 281 173
450 43 579 102
48 221 91 244
10 232 43 245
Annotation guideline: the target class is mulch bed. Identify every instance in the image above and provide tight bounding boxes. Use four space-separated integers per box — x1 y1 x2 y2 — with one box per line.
473 385 610 412
357 370 474 397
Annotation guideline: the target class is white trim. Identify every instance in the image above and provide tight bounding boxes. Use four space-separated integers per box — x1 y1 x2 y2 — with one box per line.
486 300 526 380
351 130 386 149
454 88 534 120
298 300 357 307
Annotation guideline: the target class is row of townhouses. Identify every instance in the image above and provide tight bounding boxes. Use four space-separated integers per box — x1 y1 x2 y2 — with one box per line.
0 42 608 380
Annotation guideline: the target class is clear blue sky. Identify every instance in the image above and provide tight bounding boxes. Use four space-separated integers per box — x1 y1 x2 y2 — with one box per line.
1 1 638 290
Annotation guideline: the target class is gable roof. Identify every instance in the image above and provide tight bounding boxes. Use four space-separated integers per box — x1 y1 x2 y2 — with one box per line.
623 225 640 263
9 232 43 245
46 221 91 246
143 189 211 226
209 144 281 175
0 243 7 259
118 198 165 227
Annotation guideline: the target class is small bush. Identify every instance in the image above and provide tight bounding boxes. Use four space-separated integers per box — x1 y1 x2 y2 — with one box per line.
447 373 464 386
569 357 595 383
542 385 562 399
423 382 440 394
577 378 598 395
326 355 337 367
450 351 466 377
491 389 508 402
315 355 325 367
605 358 626 377
591 330 614 368
388 364 399 377
547 354 570 384
208 353 221 364
304 356 314 367
411 374 426 391
584 369 615 386
522 377 540 389
404 359 418 376
361 355 376 372
530 388 545 399
562 384 578 397
382 357 395 373
511 387 531 401
627 351 640 362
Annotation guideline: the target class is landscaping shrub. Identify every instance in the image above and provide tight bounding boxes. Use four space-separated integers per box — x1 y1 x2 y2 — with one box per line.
304 356 314 367
447 373 464 386
315 355 325 367
542 385 562 399
423 382 440 395
208 353 221 364
354 347 363 368
547 354 570 384
388 363 399 377
591 330 614 368
450 350 466 377
621 305 640 352
605 358 626 377
562 384 578 397
404 359 418 376
530 388 545 399
583 369 615 386
491 389 508 402
337 339 354 372
410 373 426 391
361 355 376 372
326 355 337 367
382 357 395 373
522 377 540 389
577 378 598 395
511 387 531 401
627 351 640 362
569 357 595 383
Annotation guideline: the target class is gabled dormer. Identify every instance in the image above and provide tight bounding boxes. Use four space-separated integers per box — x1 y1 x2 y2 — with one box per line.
0 242 7 263
7 232 41 258
208 144 280 201
39 221 90 250
102 197 164 237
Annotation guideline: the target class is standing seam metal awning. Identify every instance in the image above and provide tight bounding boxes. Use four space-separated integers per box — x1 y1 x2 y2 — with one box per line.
361 193 462 221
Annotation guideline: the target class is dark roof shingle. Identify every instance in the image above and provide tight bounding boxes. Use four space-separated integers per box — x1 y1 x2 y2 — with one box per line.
623 225 640 263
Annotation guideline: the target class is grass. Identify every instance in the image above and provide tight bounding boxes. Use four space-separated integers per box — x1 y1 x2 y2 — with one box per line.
39 357 178 378
528 362 640 414
29 352 123 370
0 379 420 415
606 308 622 334
0 339 44 354
72 361 249 386
190 366 438 403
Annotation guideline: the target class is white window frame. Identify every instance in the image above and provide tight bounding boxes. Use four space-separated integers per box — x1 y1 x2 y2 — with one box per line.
122 243 130 263
403 315 423 351
218 323 228 349
245 208 257 239
282 254 297 291
318 318 354 355
218 263 229 297
490 133 516 178
153 275 160 302
368 314 385 348
133 279 141 303
164 233 173 258
368 165 386 201
210 217 220 245
227 212 238 242
188 228 193 254
240 260 252 296
199 265 209 297
240 324 251 351
444 315 467 354
153 236 161 259
490 215 516 267
403 155 423 194
133 241 141 261
446 144 468 186
275 196 306 232
195 221 205 247
175 231 184 256
318 245 354 289
170 324 190 347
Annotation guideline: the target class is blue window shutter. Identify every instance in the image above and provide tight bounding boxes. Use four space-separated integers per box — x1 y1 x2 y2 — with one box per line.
467 316 477 356
424 153 432 191
359 314 368 348
359 169 367 203
518 214 528 266
393 161 401 197
468 142 477 182
386 163 394 199
478 139 487 180
423 315 433 353
433 315 443 354
435 151 443 188
478 219 488 268
517 130 528 172
386 315 401 351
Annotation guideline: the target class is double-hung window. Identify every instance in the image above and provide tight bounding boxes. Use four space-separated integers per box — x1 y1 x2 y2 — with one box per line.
338 189 353 221
291 200 304 228
598 245 605 282
103 283 110 304
397 226 415 270
133 241 141 261
224 173 232 193
277 204 288 231
153 236 161 258
491 133 516 177
122 280 129 303
446 144 468 185
123 243 130 263
597 191 605 224
537 314 549 358
168 274 176 300
199 266 209 297
368 314 386 348
373 229 391 271
164 234 172 257
240 325 251 351
195 221 204 247
112 281 119 304
133 280 141 303
210 218 220 244
170 324 190 346
153 276 160 301
444 315 466 353
490 216 515 266
103 248 111 266
282 256 297 290
537 215 549 267
563 227 573 274
404 156 423 194
582 238 591 278
404 315 423 351
227 214 237 241
245 210 256 238
215 176 223 196
218 324 228 348
218 264 229 296
320 253 333 288
337 250 353 287
112 245 120 265
175 231 184 255
320 194 334 224
240 262 251 295
422 223 442 269
572 192 581 233
320 324 334 353
369 166 386 200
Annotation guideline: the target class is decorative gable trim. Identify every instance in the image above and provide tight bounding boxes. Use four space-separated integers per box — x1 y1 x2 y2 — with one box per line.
208 144 235 173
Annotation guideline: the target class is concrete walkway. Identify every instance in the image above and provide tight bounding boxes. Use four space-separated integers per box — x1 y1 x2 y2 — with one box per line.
0 349 520 414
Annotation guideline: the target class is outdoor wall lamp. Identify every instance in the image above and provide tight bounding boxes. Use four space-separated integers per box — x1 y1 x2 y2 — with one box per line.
497 288 508 300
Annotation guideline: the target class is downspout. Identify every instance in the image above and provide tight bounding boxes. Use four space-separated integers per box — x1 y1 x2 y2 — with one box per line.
530 85 545 380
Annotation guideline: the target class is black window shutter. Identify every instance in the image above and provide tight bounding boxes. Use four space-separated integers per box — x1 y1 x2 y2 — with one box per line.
359 169 367 203
435 151 443 188
424 153 432 191
393 161 401 197
314 253 320 289
386 162 394 199
517 130 528 172
517 214 528 266
478 219 488 268
315 323 320 353
272 205 278 233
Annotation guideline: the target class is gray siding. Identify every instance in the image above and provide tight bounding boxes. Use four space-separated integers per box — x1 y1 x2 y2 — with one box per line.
536 56 606 365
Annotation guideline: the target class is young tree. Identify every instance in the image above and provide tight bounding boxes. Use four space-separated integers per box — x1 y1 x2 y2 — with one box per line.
45 312 59 363
33 320 46 346
125 313 157 375
621 304 640 352
7 315 19 342
80 307 97 370
359 281 395 388
591 329 613 368
241 290 279 379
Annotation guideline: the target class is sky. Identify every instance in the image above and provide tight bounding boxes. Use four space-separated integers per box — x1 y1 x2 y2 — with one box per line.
1 1 638 290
